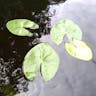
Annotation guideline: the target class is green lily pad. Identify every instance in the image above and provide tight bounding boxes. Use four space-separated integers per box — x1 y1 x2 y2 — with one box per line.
50 19 82 44
23 43 59 81
6 19 39 36
65 39 93 61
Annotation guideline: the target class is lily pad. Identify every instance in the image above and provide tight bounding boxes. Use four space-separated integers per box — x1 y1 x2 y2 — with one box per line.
50 19 82 44
6 19 39 36
23 43 59 81
65 39 93 61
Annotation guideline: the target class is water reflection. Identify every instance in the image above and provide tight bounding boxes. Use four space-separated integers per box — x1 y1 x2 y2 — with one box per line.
40 0 96 96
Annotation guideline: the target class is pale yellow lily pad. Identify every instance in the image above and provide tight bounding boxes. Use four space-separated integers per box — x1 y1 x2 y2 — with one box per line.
65 39 93 61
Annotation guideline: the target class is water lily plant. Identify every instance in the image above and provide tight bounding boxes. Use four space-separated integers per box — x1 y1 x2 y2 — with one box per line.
50 19 93 61
6 18 93 82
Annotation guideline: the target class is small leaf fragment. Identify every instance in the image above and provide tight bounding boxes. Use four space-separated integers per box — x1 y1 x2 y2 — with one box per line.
64 19 82 41
23 43 59 81
65 39 93 61
23 46 41 80
50 19 82 44
50 20 66 45
6 19 39 36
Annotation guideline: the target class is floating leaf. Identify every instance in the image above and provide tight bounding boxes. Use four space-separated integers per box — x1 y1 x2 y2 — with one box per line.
65 39 93 61
23 43 59 81
6 19 39 36
50 19 82 44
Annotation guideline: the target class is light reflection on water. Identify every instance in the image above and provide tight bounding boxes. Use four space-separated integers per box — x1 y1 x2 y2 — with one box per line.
40 0 96 96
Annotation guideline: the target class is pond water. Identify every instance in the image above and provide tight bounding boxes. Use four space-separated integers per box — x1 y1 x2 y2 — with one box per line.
0 0 96 96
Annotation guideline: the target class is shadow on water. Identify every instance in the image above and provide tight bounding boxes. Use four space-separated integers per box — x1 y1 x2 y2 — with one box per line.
0 0 66 95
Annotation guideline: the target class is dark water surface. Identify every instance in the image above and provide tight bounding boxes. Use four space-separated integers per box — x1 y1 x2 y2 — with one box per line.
0 0 53 95
0 0 96 96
